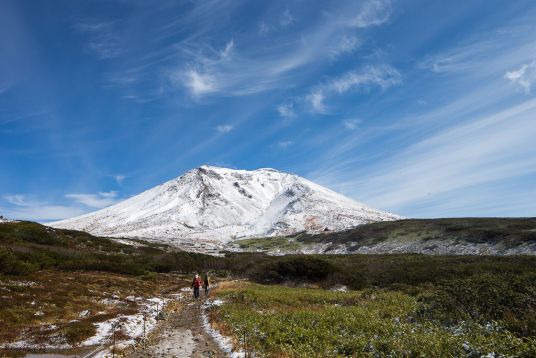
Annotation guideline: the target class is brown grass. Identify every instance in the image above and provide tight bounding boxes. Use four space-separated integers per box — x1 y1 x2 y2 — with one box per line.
0 270 190 348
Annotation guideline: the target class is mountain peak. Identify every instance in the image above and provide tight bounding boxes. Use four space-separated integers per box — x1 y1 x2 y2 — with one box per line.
51 166 399 249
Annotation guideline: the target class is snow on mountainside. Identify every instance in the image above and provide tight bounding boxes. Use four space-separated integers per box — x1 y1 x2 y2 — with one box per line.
0 216 13 224
50 166 400 249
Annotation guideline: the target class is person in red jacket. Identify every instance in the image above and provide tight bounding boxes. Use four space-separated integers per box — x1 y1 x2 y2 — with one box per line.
191 273 202 299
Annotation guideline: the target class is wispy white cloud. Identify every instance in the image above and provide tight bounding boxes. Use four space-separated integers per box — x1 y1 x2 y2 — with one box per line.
170 1 394 99
280 9 295 27
179 69 217 96
277 103 296 118
418 40 496 73
418 25 536 78
505 60 536 94
350 0 392 28
2 194 87 222
113 174 126 185
306 65 401 113
331 65 401 92
310 97 536 215
65 191 119 208
215 124 233 133
4 194 37 207
301 21 536 216
259 9 295 35
170 40 237 97
74 21 123 60
343 119 361 130
219 39 235 59
306 90 327 113
2 205 87 222
363 99 536 208
329 35 361 59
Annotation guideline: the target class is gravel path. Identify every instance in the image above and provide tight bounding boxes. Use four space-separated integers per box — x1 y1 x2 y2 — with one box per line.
127 294 226 358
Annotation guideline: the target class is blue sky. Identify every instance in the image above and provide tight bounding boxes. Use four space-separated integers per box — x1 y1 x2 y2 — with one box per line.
1 0 536 221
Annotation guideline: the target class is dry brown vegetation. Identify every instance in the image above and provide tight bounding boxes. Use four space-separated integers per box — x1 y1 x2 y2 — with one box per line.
0 270 189 353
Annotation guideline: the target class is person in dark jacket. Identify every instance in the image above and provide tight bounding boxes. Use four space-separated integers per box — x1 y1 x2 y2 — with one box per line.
203 272 210 297
192 273 202 299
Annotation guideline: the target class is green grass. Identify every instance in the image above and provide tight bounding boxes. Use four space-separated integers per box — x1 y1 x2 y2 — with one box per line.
212 283 536 357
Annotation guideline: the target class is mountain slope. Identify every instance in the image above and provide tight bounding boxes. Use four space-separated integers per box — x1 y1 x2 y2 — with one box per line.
232 218 536 255
50 166 399 247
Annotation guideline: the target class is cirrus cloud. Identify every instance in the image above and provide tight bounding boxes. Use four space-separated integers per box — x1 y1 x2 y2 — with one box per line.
306 64 402 113
505 60 536 94
65 191 119 208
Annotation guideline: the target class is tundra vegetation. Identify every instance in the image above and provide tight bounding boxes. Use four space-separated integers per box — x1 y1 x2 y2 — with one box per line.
210 281 536 357
1 220 536 356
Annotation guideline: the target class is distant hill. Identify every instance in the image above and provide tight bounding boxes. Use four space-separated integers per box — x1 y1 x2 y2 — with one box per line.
231 218 536 255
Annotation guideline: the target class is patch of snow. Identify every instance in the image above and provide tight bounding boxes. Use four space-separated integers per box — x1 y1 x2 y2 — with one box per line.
0 340 71 350
210 299 225 306
83 296 168 348
79 310 91 318
329 285 348 292
98 297 121 305
1 280 38 287
0 216 13 224
111 238 147 247
167 293 184 302
201 299 245 358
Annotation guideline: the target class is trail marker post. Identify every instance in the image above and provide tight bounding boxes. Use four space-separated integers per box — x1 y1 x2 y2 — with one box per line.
143 313 146 338
112 324 116 358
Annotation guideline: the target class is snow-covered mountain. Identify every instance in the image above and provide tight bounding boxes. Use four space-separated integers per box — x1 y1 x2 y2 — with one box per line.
0 215 12 224
50 166 399 249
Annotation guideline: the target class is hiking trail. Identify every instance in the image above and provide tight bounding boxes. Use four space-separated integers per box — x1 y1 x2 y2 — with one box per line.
126 292 226 358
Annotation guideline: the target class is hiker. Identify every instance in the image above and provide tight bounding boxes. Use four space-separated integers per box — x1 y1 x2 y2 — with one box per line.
192 273 202 299
203 272 210 297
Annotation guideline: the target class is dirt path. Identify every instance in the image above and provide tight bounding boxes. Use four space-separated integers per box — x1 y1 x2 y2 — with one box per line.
126 294 226 358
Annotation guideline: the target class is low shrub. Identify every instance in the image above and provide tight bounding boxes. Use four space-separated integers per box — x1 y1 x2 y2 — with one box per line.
251 256 336 283
213 283 536 357
62 320 97 345
419 272 536 337
0 248 38 275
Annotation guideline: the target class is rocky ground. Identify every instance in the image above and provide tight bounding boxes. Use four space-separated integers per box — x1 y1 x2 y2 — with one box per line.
126 293 225 358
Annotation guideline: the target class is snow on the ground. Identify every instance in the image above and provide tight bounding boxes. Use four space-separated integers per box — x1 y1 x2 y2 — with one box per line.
329 285 348 292
210 299 225 306
0 324 71 350
1 296 169 352
201 298 245 358
82 296 167 349
0 280 38 287
111 238 147 247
